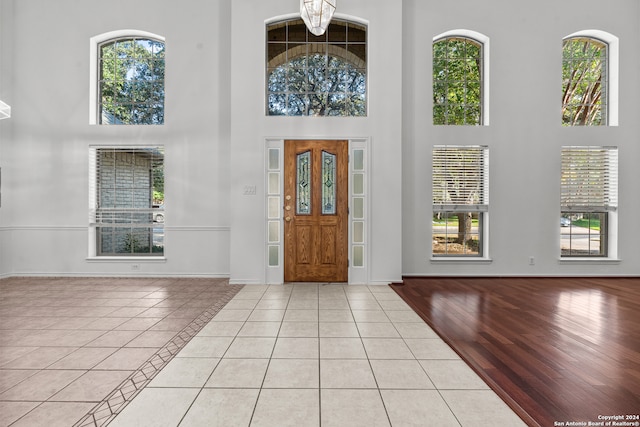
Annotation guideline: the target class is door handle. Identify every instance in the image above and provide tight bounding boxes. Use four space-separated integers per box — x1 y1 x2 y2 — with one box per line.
285 216 292 222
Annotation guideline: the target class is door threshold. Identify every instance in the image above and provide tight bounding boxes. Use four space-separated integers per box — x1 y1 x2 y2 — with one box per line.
285 282 348 286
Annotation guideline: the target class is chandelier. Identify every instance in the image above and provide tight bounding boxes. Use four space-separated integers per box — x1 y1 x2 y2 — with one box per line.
300 0 336 36
0 100 10 120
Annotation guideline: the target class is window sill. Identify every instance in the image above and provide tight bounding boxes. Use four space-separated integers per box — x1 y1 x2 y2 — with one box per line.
430 257 493 264
86 256 166 262
558 258 621 264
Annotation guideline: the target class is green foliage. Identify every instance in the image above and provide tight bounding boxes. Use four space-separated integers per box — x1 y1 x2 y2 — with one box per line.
268 53 366 116
432 215 479 226
121 232 164 255
433 38 482 125
572 217 601 231
121 232 145 253
100 38 165 124
267 20 366 117
562 38 605 126
151 158 164 203
153 190 164 204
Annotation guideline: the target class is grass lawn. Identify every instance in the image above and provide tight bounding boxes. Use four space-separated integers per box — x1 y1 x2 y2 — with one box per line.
433 217 479 226
571 218 601 230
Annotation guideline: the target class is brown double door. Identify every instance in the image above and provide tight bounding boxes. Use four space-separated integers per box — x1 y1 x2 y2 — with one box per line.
284 140 348 282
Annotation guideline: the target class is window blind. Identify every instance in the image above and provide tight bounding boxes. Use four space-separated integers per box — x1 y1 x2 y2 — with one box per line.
432 146 489 211
560 146 618 211
89 147 164 227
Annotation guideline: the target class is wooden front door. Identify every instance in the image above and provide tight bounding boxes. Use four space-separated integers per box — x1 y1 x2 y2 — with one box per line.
284 140 348 282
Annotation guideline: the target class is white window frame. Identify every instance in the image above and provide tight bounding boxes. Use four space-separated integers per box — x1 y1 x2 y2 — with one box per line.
432 145 490 259
560 146 618 259
563 30 619 126
433 29 490 126
89 29 166 125
88 145 165 259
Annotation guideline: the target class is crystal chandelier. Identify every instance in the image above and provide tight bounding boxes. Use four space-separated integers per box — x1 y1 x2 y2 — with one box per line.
300 0 336 36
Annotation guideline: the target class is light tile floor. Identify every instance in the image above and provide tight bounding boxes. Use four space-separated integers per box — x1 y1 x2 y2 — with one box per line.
0 277 241 427
109 284 527 427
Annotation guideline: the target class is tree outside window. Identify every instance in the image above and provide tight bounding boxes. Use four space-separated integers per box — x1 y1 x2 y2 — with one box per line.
267 19 366 117
562 38 607 126
99 38 165 125
432 146 489 256
433 37 482 125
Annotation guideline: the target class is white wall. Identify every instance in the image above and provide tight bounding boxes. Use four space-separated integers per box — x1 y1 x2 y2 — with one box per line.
0 0 14 277
0 0 232 277
2 0 638 280
402 0 640 276
229 0 404 285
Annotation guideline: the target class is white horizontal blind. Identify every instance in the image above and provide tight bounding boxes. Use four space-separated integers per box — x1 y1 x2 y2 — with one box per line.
432 146 489 211
561 146 617 211
89 147 164 227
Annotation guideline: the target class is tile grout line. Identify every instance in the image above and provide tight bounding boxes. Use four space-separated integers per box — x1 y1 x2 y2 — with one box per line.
357 286 396 427
246 285 286 426
176 286 268 427
72 284 244 427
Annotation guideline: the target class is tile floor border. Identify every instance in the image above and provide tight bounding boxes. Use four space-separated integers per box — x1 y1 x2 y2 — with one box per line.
74 283 244 427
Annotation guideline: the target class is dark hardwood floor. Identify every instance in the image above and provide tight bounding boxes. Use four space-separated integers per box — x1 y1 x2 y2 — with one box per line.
391 277 640 427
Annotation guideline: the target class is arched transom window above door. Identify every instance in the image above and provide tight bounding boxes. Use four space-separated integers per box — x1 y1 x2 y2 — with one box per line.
266 18 367 117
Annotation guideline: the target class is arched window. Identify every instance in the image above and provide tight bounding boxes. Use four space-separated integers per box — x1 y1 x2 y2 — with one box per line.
562 31 618 126
266 17 367 116
433 30 489 126
90 30 165 125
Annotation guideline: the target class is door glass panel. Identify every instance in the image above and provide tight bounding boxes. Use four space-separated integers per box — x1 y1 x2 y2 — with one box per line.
353 245 364 267
268 221 279 243
268 245 279 266
354 149 364 170
353 221 364 243
297 151 311 214
268 197 280 218
322 151 336 215
268 148 280 170
268 172 280 194
353 197 364 219
353 173 364 195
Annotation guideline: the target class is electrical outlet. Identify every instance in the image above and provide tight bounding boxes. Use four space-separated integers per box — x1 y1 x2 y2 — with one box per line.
131 264 140 271
529 256 535 265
